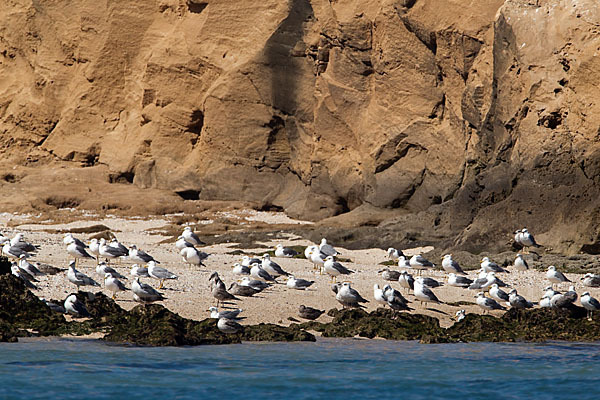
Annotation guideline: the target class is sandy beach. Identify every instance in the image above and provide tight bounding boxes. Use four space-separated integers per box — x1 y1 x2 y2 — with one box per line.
1 210 589 330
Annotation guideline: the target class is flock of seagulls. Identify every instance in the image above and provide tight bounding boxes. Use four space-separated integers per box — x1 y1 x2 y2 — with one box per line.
4 223 600 338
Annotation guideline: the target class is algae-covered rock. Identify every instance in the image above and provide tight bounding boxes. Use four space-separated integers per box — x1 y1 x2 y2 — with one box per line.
242 323 316 342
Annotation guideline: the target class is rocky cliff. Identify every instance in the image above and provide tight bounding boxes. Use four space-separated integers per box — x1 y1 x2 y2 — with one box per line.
1 0 600 253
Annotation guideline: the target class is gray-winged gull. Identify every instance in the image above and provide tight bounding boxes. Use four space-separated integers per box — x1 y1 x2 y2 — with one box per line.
387 248 404 260
448 273 472 288
130 264 150 278
513 254 529 271
129 245 160 264
275 244 299 258
455 309 466 322
481 257 509 273
242 255 261 268
250 263 276 283
96 261 126 279
286 275 314 290
63 233 87 248
217 318 243 334
104 273 129 299
373 284 387 307
132 277 166 304
319 238 339 257
335 282 368 308
442 254 465 275
64 294 91 318
148 261 177 289
378 268 401 281
581 292 600 320
232 263 250 276
182 226 204 246
546 265 571 288
409 254 434 274
582 273 600 288
508 289 534 309
397 255 411 269
398 270 415 293
18 255 45 277
180 247 209 267
489 283 509 303
261 254 289 277
324 256 353 282
414 277 441 305
239 276 270 291
11 263 37 289
67 262 100 288
210 307 243 319
475 292 506 313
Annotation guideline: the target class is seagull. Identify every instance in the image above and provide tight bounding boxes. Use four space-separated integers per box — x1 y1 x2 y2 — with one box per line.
508 289 534 309
539 294 553 308
66 242 95 266
63 233 87 248
9 233 39 253
42 299 65 314
520 228 541 252
217 318 243 334
448 273 473 288
374 284 387 307
582 273 600 288
147 261 177 289
182 226 204 246
286 275 314 290
98 238 126 263
387 248 404 260
239 276 271 291
309 249 327 272
489 283 509 303
543 285 558 299
209 307 242 319
64 294 91 318
441 254 465 275
481 257 509 273
180 247 209 267
378 268 401 281
513 254 529 272
11 263 37 289
409 254 434 274
304 245 319 260
96 261 126 279
212 279 240 307
323 256 354 282
88 239 100 261
67 262 100 288
319 238 339 257
261 254 290 278
250 263 276 283
241 255 261 268
275 244 299 258
414 277 441 305
397 255 411 269
109 238 129 257
420 277 443 288
475 292 506 313
455 309 466 322
2 240 31 260
18 255 45 277
581 292 600 320
104 273 129 299
232 263 250 276
298 305 324 320
551 285 577 308
132 277 166 304
513 229 523 247
335 282 368 309
468 273 494 291
175 235 195 250
546 265 570 288
228 282 259 297
398 270 415 293
383 284 410 308
129 245 160 264
130 264 150 278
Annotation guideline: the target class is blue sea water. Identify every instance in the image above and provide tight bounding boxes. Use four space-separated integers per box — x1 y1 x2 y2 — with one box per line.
0 338 598 399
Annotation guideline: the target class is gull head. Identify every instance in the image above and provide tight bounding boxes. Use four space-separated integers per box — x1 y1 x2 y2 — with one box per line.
325 256 334 261
548 265 556 272
509 288 517 295
475 292 485 298
582 292 590 297
104 273 112 280
276 244 283 249
262 254 270 260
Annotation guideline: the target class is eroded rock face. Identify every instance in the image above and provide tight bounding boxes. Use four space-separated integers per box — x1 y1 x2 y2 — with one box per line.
2 0 600 252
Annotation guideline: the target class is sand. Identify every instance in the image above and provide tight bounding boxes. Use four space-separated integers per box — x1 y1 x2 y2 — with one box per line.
1 210 589 330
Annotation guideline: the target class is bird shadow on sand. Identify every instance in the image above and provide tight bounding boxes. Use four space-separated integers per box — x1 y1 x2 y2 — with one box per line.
426 308 449 315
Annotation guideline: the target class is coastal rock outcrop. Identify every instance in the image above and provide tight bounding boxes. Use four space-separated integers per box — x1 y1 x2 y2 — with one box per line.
2 1 600 252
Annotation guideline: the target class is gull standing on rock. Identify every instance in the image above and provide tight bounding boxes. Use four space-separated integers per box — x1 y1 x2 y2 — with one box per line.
409 254 434 274
11 263 37 289
217 318 243 334
546 265 571 289
387 248 404 260
182 226 204 246
286 275 314 290
383 284 410 309
67 261 100 289
250 263 276 283
414 277 442 306
398 270 415 293
147 261 177 289
335 282 368 309
520 228 541 252
455 309 466 322
508 289 534 309
180 247 209 267
582 273 600 288
261 254 290 278
581 292 600 320
104 273 129 299
481 257 509 274
64 294 91 318
442 254 465 275
319 238 339 257
551 285 577 308
448 273 473 288
513 254 529 272
475 292 506 313
374 284 387 307
323 256 353 282
275 244 298 258
132 277 166 304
